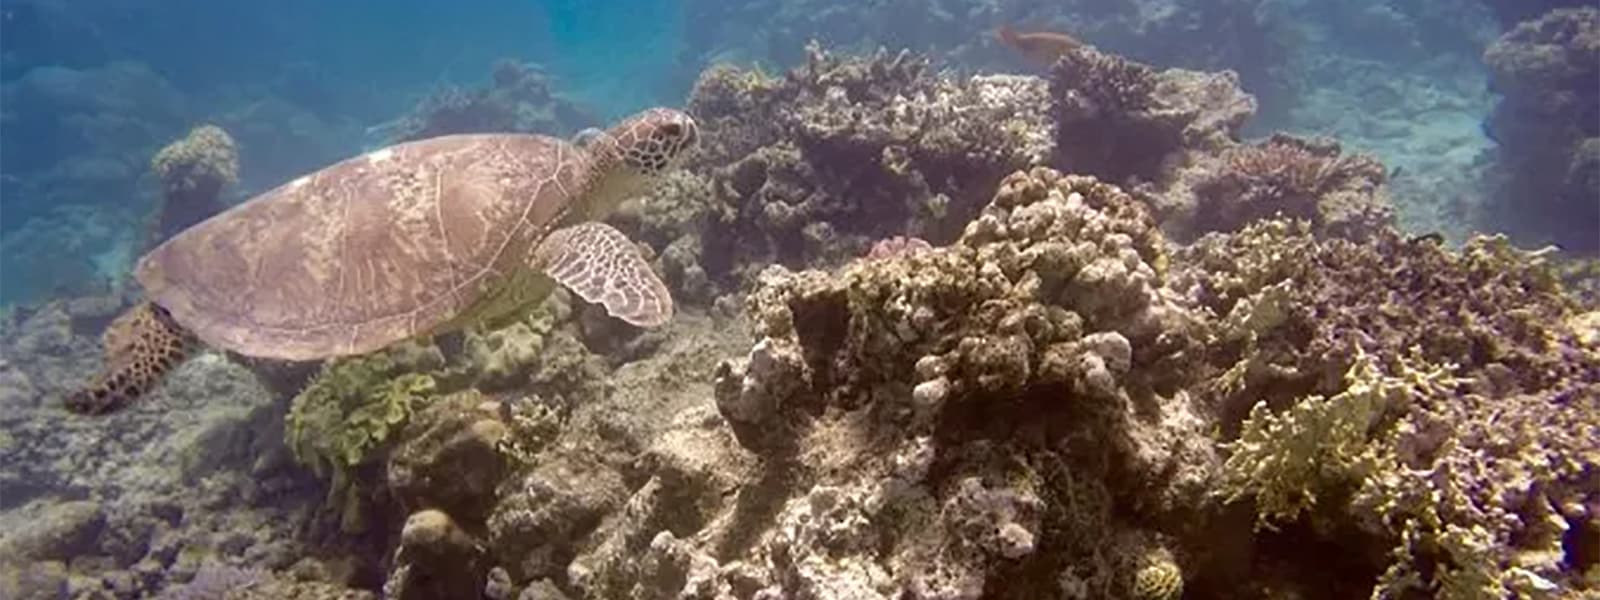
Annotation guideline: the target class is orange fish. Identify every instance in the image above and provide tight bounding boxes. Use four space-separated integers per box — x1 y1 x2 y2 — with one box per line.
994 24 1085 68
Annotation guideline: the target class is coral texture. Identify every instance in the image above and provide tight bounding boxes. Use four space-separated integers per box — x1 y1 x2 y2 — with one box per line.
383 59 599 143
1049 47 1256 184
670 43 1055 288
148 124 239 248
708 167 1212 598
1187 133 1393 241
1175 219 1600 596
1482 6 1600 253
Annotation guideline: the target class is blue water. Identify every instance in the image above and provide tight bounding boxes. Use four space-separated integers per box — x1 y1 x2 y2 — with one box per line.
0 0 690 305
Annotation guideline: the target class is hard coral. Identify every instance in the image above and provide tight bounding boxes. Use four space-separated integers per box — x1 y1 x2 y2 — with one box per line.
1049 47 1256 184
682 43 1054 288
712 167 1216 598
1179 219 1600 596
1190 133 1393 240
1482 7 1600 253
148 124 239 248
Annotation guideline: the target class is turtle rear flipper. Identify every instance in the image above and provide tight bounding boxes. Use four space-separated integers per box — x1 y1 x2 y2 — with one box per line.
65 302 193 415
533 222 674 328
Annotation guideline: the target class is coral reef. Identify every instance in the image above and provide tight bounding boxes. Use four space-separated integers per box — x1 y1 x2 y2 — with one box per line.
1045 47 1398 243
5 25 1598 600
1048 45 1259 183
147 124 239 248
0 60 186 305
285 343 443 533
679 0 1289 119
382 59 600 143
0 301 348 598
1481 6 1600 253
1485 0 1598 27
702 168 1211 598
640 43 1055 298
1184 133 1393 240
1174 219 1600 596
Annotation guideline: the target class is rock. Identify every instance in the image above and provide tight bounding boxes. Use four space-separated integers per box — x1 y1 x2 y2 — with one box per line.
0 561 68 600
0 500 106 562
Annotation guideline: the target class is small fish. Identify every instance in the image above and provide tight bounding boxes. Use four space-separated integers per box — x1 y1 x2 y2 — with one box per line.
1389 166 1404 179
994 24 1085 68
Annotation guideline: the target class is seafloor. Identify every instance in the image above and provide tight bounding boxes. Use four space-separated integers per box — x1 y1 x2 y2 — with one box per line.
2 13 1599 600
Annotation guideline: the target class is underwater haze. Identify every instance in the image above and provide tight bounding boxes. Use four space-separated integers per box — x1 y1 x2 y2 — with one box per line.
1 0 1598 599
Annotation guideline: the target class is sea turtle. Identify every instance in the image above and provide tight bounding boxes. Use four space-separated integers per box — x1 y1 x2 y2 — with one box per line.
65 107 699 415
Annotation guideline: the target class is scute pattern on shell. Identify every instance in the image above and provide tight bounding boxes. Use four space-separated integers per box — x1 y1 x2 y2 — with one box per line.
136 133 591 361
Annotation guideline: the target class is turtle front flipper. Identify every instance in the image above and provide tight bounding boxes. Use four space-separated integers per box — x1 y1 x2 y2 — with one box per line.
65 302 194 415
531 222 674 327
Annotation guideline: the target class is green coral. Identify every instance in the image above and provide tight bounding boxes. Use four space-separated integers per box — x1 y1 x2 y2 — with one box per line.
285 342 446 531
286 344 444 475
461 304 560 390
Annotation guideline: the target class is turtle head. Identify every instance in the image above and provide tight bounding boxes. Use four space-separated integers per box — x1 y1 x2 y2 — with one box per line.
581 108 698 217
607 107 698 176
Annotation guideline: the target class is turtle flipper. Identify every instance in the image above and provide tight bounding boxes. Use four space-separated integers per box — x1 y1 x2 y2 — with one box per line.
65 302 194 415
531 222 674 327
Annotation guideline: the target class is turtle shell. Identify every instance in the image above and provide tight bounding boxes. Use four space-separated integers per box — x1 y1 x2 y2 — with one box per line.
136 133 590 361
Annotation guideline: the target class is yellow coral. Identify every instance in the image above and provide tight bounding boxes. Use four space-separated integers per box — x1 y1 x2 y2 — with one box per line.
1131 550 1183 600
1220 349 1464 528
150 124 239 194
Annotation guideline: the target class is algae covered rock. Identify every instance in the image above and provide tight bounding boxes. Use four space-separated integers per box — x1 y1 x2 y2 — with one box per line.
384 508 487 600
0 500 106 562
387 390 512 525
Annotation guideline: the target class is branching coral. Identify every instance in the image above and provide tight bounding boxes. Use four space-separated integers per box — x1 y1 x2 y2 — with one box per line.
1050 48 1158 114
1221 349 1465 527
1178 218 1600 596
1048 47 1256 185
1190 133 1393 240
679 43 1056 289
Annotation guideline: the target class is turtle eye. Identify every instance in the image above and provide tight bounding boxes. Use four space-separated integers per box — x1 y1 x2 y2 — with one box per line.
659 122 682 138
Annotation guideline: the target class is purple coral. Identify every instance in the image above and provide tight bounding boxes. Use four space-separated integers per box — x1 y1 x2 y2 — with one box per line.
864 235 933 260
